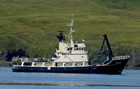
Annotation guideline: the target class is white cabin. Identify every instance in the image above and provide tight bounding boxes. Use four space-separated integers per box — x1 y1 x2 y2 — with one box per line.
51 20 89 67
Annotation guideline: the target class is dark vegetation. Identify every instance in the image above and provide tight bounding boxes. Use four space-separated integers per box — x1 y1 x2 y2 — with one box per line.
0 0 140 68
6 49 28 61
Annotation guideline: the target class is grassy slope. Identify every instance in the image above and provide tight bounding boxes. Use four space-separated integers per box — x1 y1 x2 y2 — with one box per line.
0 0 140 59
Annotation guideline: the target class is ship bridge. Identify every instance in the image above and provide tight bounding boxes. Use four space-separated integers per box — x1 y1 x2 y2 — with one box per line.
74 42 86 48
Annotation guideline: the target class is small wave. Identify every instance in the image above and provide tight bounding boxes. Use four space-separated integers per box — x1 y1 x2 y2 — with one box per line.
0 83 140 87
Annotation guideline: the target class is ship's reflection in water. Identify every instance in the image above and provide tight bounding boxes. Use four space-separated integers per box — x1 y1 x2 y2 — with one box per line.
0 67 140 89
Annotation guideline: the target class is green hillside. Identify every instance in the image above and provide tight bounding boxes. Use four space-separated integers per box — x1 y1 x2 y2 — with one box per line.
0 0 140 67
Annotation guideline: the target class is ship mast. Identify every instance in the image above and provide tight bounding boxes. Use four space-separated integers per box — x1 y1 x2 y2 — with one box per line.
67 19 75 47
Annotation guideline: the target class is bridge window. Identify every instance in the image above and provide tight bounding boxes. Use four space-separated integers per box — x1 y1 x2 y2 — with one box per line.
68 48 72 51
74 45 78 47
79 48 84 50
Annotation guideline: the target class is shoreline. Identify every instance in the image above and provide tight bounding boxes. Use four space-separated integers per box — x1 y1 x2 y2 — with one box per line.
0 61 12 67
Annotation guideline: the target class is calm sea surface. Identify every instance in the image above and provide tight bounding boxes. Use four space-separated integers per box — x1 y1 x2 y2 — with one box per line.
0 67 140 89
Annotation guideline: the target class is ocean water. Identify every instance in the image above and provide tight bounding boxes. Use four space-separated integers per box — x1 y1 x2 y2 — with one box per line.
0 67 140 89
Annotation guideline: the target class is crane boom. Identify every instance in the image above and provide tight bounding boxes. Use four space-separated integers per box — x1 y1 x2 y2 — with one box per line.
100 34 114 64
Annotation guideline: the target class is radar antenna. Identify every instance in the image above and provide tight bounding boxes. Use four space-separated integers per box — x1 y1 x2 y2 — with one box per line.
57 31 65 42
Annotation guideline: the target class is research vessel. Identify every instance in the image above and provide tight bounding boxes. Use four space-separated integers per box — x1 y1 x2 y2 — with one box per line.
12 20 130 74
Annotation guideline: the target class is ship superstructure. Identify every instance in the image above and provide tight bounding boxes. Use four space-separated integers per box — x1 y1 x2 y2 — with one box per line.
51 20 89 67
